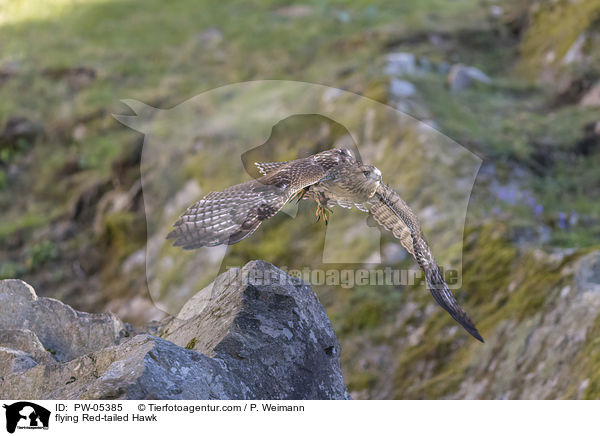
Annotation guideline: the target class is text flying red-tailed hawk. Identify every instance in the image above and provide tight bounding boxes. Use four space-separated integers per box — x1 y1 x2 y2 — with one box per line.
167 149 483 342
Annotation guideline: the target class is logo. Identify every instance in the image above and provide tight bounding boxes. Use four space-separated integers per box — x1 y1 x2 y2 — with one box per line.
3 402 50 433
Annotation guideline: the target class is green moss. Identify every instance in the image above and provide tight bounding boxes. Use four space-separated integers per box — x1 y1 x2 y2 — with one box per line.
518 0 600 79
0 136 36 165
577 314 600 399
25 241 59 271
342 299 386 333
0 213 51 243
0 261 26 279
185 337 197 350
463 225 587 334
393 338 467 399
388 224 590 399
363 78 389 103
347 371 378 392
98 212 145 263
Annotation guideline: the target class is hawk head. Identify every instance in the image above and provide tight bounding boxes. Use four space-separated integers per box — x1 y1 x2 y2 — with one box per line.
327 161 382 201
359 164 382 182
356 163 382 197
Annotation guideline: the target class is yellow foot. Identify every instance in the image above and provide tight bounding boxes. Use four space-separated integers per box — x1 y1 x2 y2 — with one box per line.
315 204 332 225
291 188 308 203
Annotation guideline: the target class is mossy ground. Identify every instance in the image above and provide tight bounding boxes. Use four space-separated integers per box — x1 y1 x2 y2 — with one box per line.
1 0 600 398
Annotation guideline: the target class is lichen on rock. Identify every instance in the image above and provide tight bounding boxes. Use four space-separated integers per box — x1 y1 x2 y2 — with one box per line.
0 262 350 400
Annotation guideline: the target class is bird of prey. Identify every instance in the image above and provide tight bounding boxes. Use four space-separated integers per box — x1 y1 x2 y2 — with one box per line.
167 149 484 342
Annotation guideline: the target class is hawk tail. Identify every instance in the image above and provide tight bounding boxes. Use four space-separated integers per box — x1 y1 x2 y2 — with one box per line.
371 184 483 342
423 261 484 342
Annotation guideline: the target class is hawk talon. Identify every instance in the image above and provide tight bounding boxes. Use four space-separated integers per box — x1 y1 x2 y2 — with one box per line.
292 187 308 203
315 204 332 225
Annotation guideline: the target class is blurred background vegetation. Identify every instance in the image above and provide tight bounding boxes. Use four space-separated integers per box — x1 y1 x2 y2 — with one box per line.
1 0 600 398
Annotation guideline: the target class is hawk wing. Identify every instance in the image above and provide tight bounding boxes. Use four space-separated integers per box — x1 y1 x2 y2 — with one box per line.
369 184 484 342
254 161 289 176
167 152 344 249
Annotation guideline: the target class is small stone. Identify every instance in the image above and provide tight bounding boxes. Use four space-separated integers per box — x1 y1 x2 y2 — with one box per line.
418 56 432 72
490 5 503 17
448 64 491 92
562 34 586 66
390 78 417 99
580 82 600 107
335 10 351 23
0 348 39 374
385 52 416 76
72 123 87 141
0 117 43 146
383 243 407 263
437 61 451 75
196 28 223 46
274 5 313 18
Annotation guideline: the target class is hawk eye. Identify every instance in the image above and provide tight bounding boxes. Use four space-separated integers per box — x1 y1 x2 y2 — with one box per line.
363 170 371 177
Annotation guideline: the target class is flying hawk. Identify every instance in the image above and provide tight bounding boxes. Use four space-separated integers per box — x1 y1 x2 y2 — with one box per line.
167 149 483 342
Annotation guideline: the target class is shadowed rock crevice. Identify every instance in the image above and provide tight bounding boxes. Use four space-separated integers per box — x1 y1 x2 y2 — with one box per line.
0 261 350 400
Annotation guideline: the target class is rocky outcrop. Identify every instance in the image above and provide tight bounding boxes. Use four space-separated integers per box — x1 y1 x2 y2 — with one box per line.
0 117 42 148
0 261 350 400
580 82 600 108
450 250 600 399
346 243 600 400
447 63 491 92
0 279 127 363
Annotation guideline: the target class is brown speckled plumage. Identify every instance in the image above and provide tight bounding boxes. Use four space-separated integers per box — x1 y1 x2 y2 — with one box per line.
167 148 483 342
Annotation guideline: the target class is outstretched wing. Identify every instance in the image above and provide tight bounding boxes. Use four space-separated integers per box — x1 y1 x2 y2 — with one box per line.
254 161 289 176
369 184 484 342
167 152 343 249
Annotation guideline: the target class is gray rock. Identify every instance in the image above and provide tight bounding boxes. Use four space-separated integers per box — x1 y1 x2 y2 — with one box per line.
580 82 600 107
195 27 223 46
0 279 127 362
575 251 600 295
0 262 350 399
382 242 408 264
1 335 247 400
0 60 20 83
562 34 586 66
335 10 351 23
0 329 56 376
0 117 42 147
385 52 417 76
449 250 600 400
390 78 417 99
417 56 432 72
448 63 492 92
161 261 350 399
275 5 314 18
0 348 39 374
489 5 503 18
437 61 451 75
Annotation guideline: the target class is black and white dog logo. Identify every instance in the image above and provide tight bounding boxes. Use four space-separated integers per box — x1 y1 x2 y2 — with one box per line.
3 402 50 433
